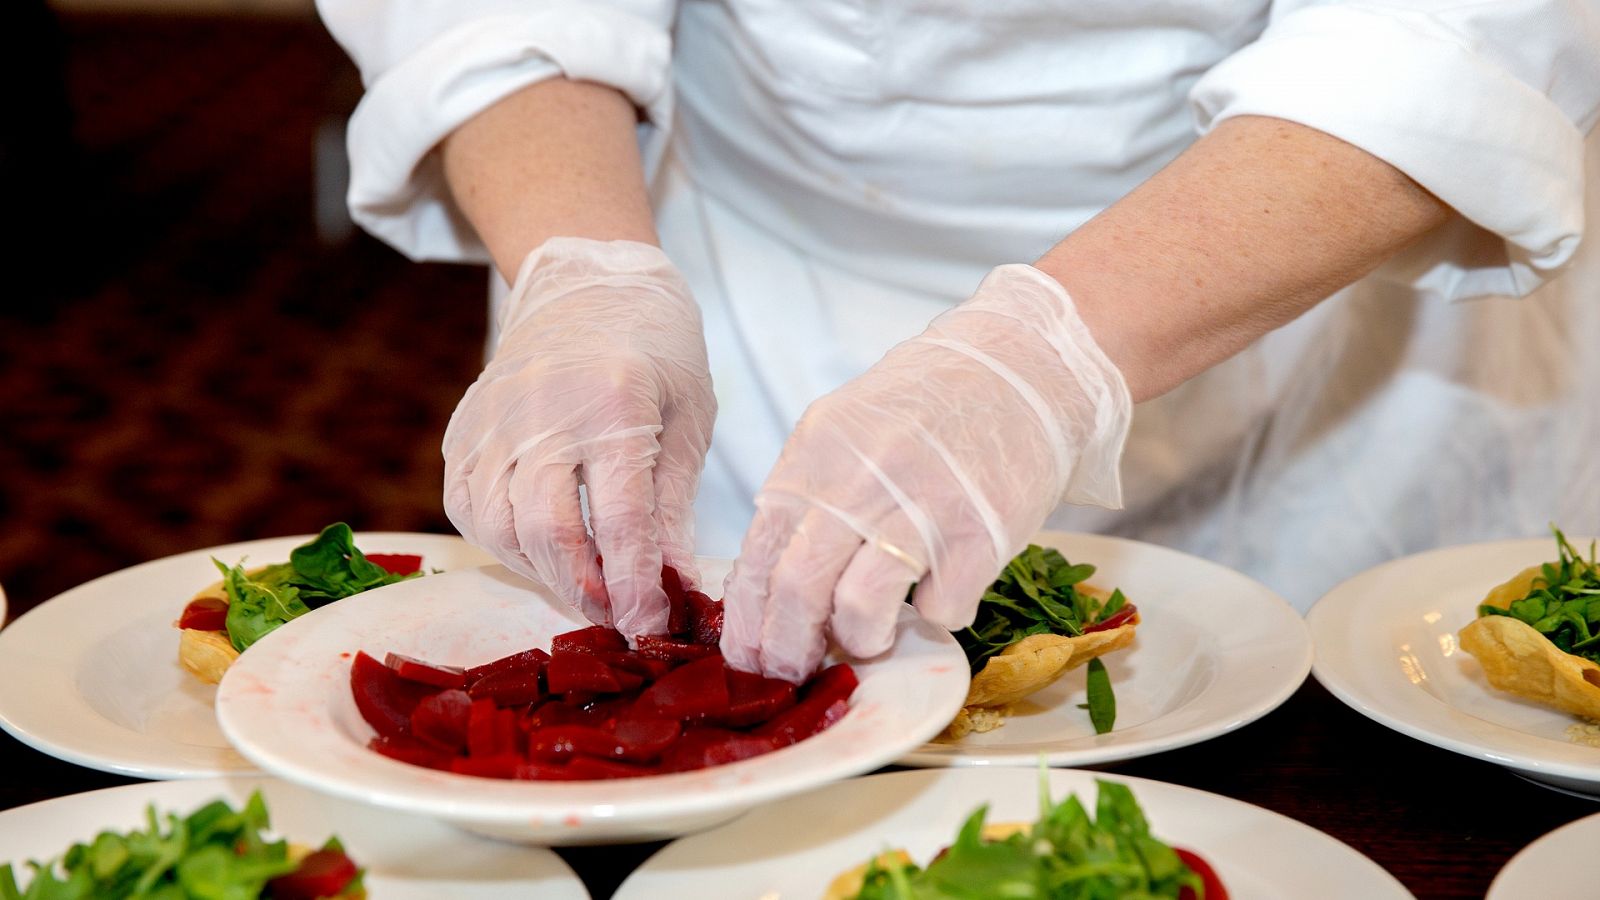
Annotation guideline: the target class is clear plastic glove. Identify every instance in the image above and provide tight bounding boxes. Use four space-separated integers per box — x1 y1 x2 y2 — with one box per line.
720 264 1132 682
443 237 715 641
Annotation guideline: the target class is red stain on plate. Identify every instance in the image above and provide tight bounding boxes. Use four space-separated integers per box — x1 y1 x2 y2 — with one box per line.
339 652 352 660
563 814 583 828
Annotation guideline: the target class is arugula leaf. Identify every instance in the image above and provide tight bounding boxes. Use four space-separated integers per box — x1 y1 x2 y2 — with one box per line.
1478 525 1600 665
847 778 1206 899
0 793 353 900
1084 658 1116 735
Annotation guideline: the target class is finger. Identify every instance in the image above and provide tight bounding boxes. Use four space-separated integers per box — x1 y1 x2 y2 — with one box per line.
830 527 926 659
652 409 712 590
910 537 1004 631
760 508 864 683
719 496 799 673
582 433 668 641
505 461 607 625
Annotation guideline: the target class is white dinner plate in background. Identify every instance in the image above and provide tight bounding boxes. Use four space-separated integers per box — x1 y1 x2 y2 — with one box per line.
1488 810 1600 900
1309 536 1600 797
612 767 1413 899
0 777 588 898
0 532 493 779
899 531 1312 768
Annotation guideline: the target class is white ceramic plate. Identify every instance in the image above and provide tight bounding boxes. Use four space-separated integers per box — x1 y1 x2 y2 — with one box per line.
216 560 970 845
1488 810 1600 899
1308 537 1600 797
0 532 494 779
900 531 1312 768
612 766 1412 899
0 777 588 898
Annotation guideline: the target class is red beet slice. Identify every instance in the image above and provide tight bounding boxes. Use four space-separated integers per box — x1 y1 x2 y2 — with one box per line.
635 635 720 663
635 655 730 720
686 591 724 646
714 669 798 728
662 728 780 772
551 625 628 655
466 698 520 757
1084 603 1139 634
267 848 360 900
1176 848 1229 900
515 761 583 781
385 652 467 689
663 564 691 636
757 697 850 746
468 668 545 707
803 663 859 707
526 725 617 761
598 650 674 680
364 552 423 575
612 717 682 762
450 752 523 779
465 647 550 684
564 756 661 779
368 734 453 770
350 650 434 739
410 688 472 751
177 597 228 632
546 652 624 694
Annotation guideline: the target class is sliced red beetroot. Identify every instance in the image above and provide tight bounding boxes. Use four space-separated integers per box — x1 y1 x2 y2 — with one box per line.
365 552 423 575
410 688 472 751
663 564 691 636
385 652 467 689
267 848 360 900
515 761 583 781
598 650 674 680
636 654 730 720
564 755 661 779
368 734 453 770
546 652 624 694
465 647 549 684
612 717 682 762
177 597 228 632
714 669 798 728
468 668 544 707
450 752 523 779
635 635 720 663
466 698 520 757
662 728 779 772
351 650 435 739
803 663 860 708
686 591 724 646
757 697 849 747
551 625 628 655
1084 603 1139 634
526 725 618 761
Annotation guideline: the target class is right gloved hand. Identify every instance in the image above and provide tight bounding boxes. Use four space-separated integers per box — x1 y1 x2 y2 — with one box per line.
442 237 716 641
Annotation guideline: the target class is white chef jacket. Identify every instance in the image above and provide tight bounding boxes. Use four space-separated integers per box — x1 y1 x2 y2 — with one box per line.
319 0 1600 611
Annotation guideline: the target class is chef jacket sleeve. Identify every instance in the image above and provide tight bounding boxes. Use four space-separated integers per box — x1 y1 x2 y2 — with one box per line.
1189 1 1600 300
316 0 677 263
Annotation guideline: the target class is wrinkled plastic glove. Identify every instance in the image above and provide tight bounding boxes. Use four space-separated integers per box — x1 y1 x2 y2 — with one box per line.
443 237 716 641
720 264 1132 682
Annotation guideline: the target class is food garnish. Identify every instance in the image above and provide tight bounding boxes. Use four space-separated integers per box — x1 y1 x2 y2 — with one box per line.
1459 526 1600 722
356 566 857 780
829 776 1224 899
0 792 363 900
944 545 1139 739
176 524 423 684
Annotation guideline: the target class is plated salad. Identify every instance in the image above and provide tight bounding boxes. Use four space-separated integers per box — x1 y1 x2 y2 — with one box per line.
176 524 424 684
1460 526 1600 726
0 792 362 900
828 776 1225 900
356 566 857 780
945 545 1139 739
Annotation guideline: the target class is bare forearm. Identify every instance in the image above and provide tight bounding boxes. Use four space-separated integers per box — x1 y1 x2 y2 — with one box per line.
442 78 657 282
1036 115 1449 403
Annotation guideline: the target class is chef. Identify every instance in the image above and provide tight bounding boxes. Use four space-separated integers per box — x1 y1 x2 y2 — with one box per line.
319 0 1600 680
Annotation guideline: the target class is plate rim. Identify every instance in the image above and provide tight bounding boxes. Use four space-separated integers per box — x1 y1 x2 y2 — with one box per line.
0 531 489 779
1307 535 1600 786
897 530 1313 768
612 766 1413 899
1486 807 1600 900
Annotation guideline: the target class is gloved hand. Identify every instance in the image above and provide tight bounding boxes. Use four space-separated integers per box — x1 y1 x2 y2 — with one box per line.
443 237 716 641
720 264 1132 682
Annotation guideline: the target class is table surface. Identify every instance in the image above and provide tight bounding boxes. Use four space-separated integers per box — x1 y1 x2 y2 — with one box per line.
1 674 1593 899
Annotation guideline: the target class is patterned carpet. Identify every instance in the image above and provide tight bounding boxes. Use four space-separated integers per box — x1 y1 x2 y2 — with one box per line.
1 11 489 621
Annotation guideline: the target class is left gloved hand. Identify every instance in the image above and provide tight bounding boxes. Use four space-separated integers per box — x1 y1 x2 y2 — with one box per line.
719 264 1133 682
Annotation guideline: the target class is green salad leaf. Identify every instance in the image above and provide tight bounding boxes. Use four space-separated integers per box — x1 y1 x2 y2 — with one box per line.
216 522 420 651
849 777 1205 900
957 544 1129 734
0 792 359 900
1477 526 1600 663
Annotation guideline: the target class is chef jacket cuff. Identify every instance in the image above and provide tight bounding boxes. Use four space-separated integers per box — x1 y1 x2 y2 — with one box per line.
344 6 673 263
1190 5 1586 301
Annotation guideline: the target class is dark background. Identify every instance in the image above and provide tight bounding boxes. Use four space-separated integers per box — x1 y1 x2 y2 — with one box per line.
2 8 1597 899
